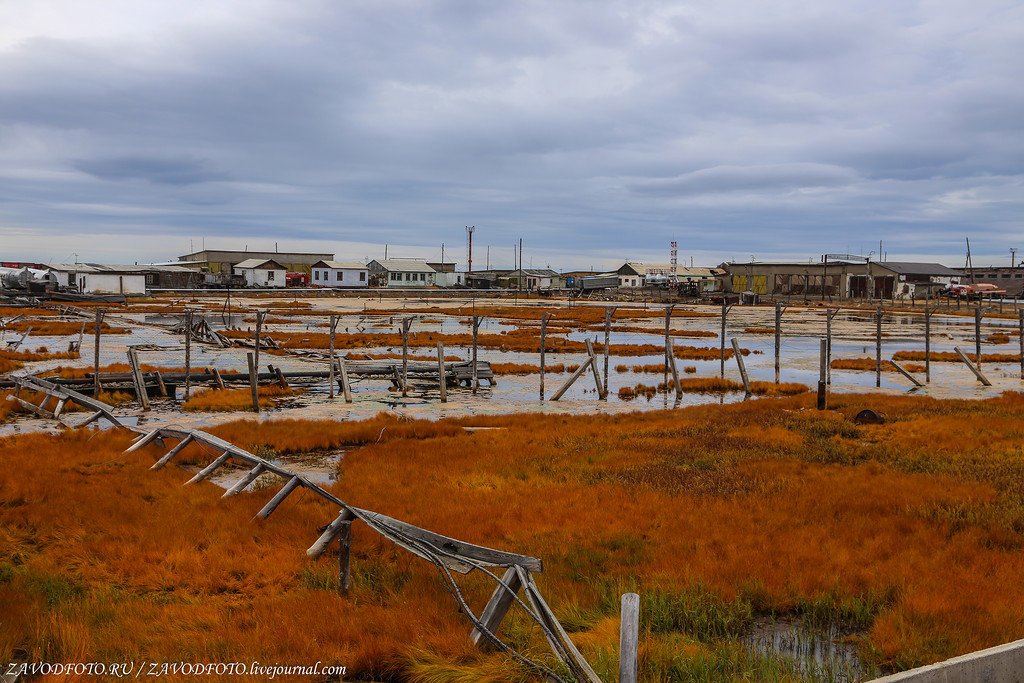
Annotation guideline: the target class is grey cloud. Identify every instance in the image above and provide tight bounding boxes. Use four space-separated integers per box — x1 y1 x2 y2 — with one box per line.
631 164 859 197
74 156 226 185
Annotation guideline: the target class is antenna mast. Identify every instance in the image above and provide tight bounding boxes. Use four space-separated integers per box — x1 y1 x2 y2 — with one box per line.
670 240 678 282
466 226 475 274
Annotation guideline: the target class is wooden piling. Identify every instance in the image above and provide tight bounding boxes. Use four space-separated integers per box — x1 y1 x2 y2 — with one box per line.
401 317 412 397
471 316 481 394
550 357 593 401
328 316 337 399
774 302 781 384
731 338 751 395
93 310 103 395
338 357 352 403
975 306 982 366
817 337 827 410
618 593 640 683
602 307 614 399
875 305 882 388
720 299 728 378
540 313 548 403
663 305 673 389
924 300 931 383
254 311 266 383
184 311 192 400
247 352 260 413
470 567 523 649
1019 310 1023 380
666 339 681 399
826 308 838 385
127 348 150 411
337 520 352 596
436 341 447 403
585 339 603 394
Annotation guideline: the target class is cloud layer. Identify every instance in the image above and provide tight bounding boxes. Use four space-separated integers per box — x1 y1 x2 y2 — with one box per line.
1 0 1022 268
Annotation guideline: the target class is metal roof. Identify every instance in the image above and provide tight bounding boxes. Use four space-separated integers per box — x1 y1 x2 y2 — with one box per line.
314 260 368 270
876 262 962 276
234 258 287 270
369 259 437 273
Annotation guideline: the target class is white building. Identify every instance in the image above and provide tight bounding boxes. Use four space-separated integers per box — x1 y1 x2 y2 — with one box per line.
48 264 148 295
311 260 369 288
367 259 436 287
233 258 287 288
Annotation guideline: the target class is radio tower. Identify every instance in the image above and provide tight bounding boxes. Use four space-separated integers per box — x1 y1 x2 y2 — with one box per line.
466 225 475 274
670 240 678 281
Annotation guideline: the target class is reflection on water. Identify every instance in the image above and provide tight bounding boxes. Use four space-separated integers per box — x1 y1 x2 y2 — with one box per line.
743 618 876 682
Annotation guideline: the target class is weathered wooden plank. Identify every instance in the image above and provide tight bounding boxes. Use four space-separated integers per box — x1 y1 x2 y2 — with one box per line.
549 357 593 401
954 346 992 386
307 509 358 559
222 463 265 498
256 476 302 519
584 339 603 395
152 434 194 470
619 593 640 683
731 338 751 395
666 339 681 399
124 428 163 453
247 352 259 413
185 452 231 485
469 567 523 649
337 520 352 596
890 360 924 387
436 341 447 403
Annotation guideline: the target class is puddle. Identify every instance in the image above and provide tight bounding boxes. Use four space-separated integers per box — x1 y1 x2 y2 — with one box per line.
743 618 876 681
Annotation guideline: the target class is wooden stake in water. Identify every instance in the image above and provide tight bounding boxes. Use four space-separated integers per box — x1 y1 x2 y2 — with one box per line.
774 302 782 384
924 301 932 383
337 520 352 596
826 308 838 385
254 310 266 383
1020 310 1024 381
436 341 447 403
539 313 550 400
328 315 337 399
720 299 728 378
401 317 412 397
602 307 614 399
184 310 192 400
663 305 673 389
93 310 103 396
731 338 751 396
817 337 827 410
975 306 982 366
471 316 481 394
875 305 883 388
247 352 260 413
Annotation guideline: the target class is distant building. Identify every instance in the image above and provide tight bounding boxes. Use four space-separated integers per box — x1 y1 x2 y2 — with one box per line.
311 261 369 288
720 260 961 300
561 270 600 289
957 266 1024 296
366 259 436 287
178 249 333 277
427 262 464 287
465 269 511 289
233 258 287 288
504 268 560 290
48 264 149 295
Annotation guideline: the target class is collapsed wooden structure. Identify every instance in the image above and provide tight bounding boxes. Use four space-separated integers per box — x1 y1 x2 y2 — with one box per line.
124 427 600 683
4 374 124 427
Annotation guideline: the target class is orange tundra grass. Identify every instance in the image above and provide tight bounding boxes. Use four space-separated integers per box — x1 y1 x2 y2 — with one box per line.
5 397 1024 679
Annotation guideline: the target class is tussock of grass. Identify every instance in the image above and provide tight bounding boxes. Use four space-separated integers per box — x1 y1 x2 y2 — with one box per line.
831 358 927 373
181 385 300 412
893 350 1021 362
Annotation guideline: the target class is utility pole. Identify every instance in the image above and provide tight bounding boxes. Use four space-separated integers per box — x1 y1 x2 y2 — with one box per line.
466 226 475 274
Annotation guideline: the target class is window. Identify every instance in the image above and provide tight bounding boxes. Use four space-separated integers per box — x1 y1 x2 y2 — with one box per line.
419 273 425 281
337 271 343 281
405 273 410 281
359 272 366 281
267 270 275 281
314 270 320 280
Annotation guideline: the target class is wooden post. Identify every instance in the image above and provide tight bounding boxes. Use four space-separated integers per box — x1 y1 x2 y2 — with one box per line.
254 310 266 383
436 341 447 403
401 317 412 397
731 338 750 395
975 306 982 366
328 315 337 399
875 305 882 388
247 352 260 413
954 346 992 386
817 337 827 410
127 348 150 411
184 310 192 401
602 307 614 399
337 520 352 596
618 593 640 683
585 339 603 394
890 360 924 388
924 300 931 383
540 313 548 403
471 316 480 394
663 305 673 389
338 357 352 403
212 367 225 390
469 567 523 649
666 339 681 399
550 357 593 401
93 310 103 396
1019 310 1023 380
774 302 782 384
720 299 727 378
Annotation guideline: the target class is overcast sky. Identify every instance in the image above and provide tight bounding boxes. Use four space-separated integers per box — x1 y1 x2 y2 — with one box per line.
1 0 1022 270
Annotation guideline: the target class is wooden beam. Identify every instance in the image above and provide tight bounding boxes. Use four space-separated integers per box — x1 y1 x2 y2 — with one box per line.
328 315 337 399
731 338 751 395
436 341 447 403
890 360 924 388
875 305 883 388
539 313 550 400
774 302 782 384
247 352 259 413
619 593 640 683
666 339 681 399
93 310 103 395
584 339 603 395
256 476 302 519
337 520 352 596
222 463 265 498
817 337 827 410
184 310 192 400
151 434 194 470
954 346 992 386
185 451 231 485
306 509 357 559
549 357 593 401
469 567 523 649
338 356 352 403
127 349 150 411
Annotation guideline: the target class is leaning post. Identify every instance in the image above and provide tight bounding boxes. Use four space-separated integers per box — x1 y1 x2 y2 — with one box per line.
774 302 782 384
720 299 728 378
93 310 104 396
539 313 550 400
975 305 982 366
328 315 337 399
471 316 481 394
817 337 827 410
247 352 260 413
875 305 882 388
